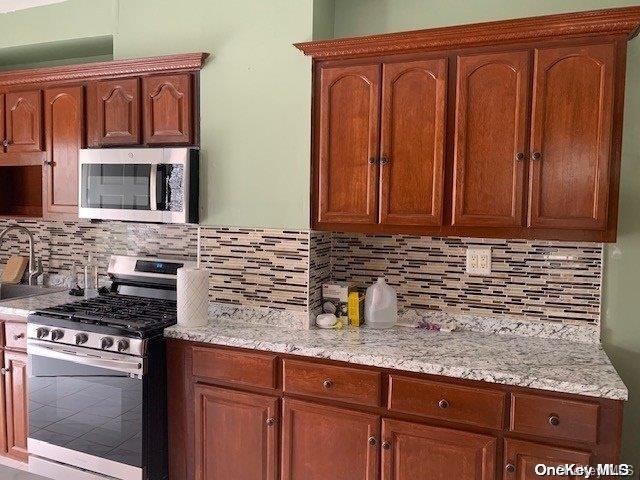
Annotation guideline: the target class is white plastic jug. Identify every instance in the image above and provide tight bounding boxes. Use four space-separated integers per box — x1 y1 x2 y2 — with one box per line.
365 278 397 328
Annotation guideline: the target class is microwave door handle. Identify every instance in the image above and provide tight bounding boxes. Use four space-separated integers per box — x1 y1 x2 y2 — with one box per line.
150 164 158 211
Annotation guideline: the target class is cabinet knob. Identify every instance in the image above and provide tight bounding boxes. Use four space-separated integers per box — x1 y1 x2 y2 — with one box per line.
505 463 516 474
43 159 53 166
322 379 333 389
0 368 8 376
515 152 525 160
368 436 377 447
13 333 24 340
548 414 560 426
380 156 389 165
368 157 377 165
382 441 391 450
438 398 450 409
2 139 8 147
266 417 276 427
532 151 542 160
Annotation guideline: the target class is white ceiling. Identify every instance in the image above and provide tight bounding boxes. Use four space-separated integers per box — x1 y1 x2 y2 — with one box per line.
0 0 67 13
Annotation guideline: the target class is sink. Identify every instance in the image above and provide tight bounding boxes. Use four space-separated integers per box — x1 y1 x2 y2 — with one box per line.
0 284 66 301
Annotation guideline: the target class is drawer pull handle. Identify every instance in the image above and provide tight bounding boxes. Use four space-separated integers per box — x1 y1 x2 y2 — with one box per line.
548 414 560 426
266 417 276 427
323 379 333 389
0 368 8 376
382 441 391 450
368 436 377 447
505 463 516 474
13 333 24 340
438 399 450 409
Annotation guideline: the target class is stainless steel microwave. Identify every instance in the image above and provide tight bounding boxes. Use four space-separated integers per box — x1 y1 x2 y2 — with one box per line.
78 148 199 224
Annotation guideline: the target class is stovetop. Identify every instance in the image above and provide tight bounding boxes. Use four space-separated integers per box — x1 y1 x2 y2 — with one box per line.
32 293 177 337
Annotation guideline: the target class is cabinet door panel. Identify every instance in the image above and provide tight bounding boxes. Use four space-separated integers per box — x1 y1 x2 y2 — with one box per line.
317 64 381 224
194 385 278 480
4 351 28 462
453 51 530 227
0 94 5 153
43 86 84 217
382 419 496 480
529 43 614 230
380 59 446 226
5 90 42 153
89 78 141 146
282 399 379 480
143 74 192 145
504 439 591 480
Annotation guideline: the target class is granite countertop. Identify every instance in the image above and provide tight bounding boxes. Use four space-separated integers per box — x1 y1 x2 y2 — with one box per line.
0 290 73 318
165 319 628 401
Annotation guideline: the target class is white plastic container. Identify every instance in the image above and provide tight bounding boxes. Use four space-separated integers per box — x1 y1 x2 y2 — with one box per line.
364 278 398 328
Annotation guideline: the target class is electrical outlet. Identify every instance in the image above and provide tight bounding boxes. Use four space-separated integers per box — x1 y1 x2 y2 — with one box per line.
466 246 491 275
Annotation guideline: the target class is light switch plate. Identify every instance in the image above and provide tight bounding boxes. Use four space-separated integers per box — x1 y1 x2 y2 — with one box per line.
466 246 491 275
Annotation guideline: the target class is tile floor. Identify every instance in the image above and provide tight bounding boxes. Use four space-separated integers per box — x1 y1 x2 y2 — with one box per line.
0 465 46 479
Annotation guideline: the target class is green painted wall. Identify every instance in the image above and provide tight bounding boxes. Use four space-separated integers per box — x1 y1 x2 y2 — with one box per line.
333 0 640 467
0 0 314 229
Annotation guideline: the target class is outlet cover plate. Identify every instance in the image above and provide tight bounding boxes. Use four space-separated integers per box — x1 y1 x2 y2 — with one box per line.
466 246 492 275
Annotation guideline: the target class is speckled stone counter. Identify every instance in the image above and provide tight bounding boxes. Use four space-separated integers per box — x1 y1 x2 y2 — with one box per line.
0 290 72 318
165 319 628 401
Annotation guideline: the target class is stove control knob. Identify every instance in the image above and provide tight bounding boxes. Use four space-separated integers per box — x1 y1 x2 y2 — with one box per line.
75 333 89 345
51 329 64 341
36 327 50 339
117 339 130 352
101 337 114 349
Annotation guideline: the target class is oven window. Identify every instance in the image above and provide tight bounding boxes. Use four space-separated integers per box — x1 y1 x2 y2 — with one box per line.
29 355 143 468
81 164 152 210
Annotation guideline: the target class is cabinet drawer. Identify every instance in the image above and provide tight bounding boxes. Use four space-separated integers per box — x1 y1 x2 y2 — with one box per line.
282 359 381 407
510 393 599 444
3 322 27 351
192 346 277 390
388 375 506 429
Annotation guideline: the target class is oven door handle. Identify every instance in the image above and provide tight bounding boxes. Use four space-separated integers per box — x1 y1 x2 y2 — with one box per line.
150 164 158 211
27 340 144 376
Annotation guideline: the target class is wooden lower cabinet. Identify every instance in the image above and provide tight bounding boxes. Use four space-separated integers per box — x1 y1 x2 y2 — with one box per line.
194 384 278 480
281 399 380 480
2 350 28 462
504 439 591 479
382 419 496 480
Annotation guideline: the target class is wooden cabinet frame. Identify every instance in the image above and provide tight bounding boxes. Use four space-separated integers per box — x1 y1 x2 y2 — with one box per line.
297 7 640 242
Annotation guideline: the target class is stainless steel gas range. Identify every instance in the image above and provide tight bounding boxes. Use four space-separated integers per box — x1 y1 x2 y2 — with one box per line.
26 255 194 480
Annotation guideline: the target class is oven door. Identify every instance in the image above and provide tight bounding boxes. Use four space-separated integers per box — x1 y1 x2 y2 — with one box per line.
27 340 145 480
78 148 191 223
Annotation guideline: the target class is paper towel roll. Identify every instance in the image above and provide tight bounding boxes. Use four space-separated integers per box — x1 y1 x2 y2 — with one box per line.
177 267 209 327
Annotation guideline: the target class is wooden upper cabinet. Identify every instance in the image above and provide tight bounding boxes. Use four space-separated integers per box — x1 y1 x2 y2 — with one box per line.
317 64 381 224
88 78 141 146
282 399 380 480
380 59 446 226
0 94 4 153
504 439 591 480
381 419 496 480
194 384 278 480
43 86 84 218
528 43 615 230
3 351 28 462
142 73 192 145
452 51 530 227
4 90 42 153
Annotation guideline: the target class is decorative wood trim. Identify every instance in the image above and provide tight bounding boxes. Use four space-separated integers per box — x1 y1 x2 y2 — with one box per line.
0 52 210 88
294 6 640 59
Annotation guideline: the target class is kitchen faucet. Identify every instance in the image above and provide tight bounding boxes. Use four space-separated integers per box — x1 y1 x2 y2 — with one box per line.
0 225 43 286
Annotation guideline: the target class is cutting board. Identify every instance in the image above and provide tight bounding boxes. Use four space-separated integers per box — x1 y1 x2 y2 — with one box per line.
1 255 29 284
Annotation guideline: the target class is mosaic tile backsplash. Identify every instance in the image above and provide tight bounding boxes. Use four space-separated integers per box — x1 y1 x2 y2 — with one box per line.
329 234 603 325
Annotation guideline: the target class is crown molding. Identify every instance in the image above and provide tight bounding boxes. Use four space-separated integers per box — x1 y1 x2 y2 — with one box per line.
0 52 210 88
295 6 640 59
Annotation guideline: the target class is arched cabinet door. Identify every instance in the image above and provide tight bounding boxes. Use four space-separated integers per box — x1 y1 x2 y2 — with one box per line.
142 73 193 145
452 51 530 227
379 59 447 226
528 43 615 230
316 64 381 225
43 86 84 218
88 78 141 146
5 90 42 153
